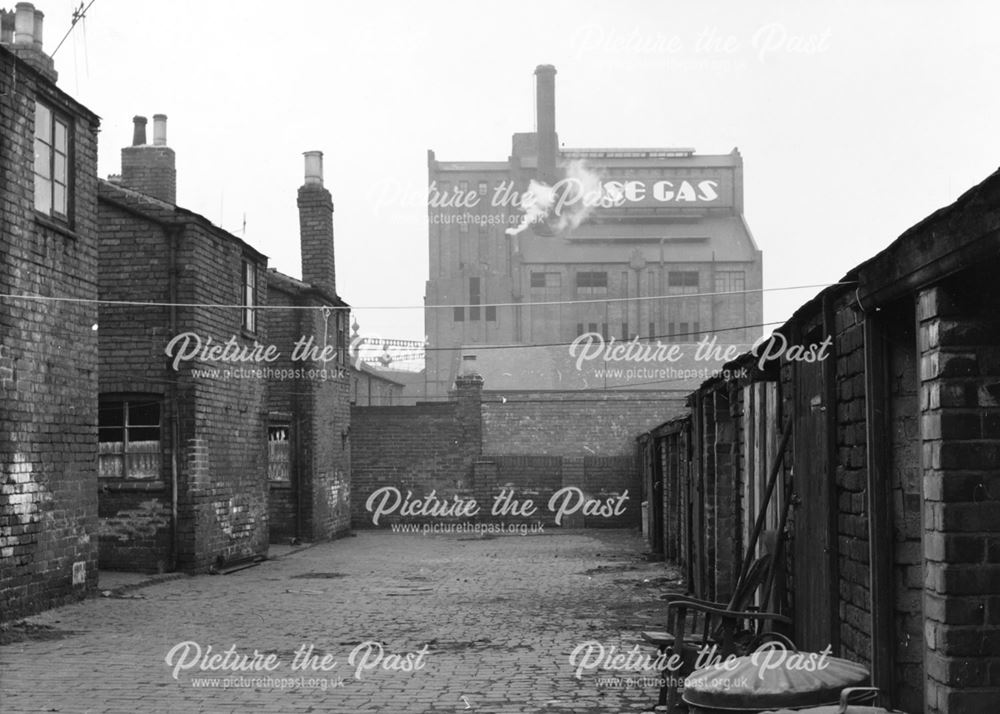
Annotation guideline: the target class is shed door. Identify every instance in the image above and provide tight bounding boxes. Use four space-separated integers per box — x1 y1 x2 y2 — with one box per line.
792 342 836 651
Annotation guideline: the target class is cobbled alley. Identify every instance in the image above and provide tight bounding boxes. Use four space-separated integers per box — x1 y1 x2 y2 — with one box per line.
0 530 681 713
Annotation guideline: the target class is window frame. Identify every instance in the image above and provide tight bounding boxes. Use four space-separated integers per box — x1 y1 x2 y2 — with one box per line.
242 259 258 333
98 396 163 480
469 277 481 321
33 99 72 224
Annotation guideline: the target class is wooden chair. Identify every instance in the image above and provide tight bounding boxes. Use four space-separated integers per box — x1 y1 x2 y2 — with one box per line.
640 554 794 710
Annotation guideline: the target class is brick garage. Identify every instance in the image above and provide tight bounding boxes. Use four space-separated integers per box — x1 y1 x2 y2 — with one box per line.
0 32 101 619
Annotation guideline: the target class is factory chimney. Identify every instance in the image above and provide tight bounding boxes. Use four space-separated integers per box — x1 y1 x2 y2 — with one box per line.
534 64 558 184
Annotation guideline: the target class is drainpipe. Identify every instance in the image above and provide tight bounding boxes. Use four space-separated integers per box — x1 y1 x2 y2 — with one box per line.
167 224 181 571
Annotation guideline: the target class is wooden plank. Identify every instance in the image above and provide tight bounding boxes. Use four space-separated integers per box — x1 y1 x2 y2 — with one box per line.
791 320 835 652
864 314 896 694
822 292 842 654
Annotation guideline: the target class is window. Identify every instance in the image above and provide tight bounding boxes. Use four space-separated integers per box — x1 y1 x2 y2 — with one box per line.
268 426 291 481
530 272 561 289
668 271 699 293
601 323 608 340
715 270 746 294
336 311 348 365
242 260 257 332
478 181 488 196
485 305 497 322
99 397 162 479
576 271 608 295
34 101 70 221
588 322 598 334
577 323 584 336
454 306 465 321
649 322 656 339
622 323 629 340
469 277 481 321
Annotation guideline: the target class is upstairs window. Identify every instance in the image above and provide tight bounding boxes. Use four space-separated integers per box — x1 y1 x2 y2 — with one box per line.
576 271 608 295
668 271 699 294
242 260 257 333
469 277 481 321
34 101 70 221
714 270 746 294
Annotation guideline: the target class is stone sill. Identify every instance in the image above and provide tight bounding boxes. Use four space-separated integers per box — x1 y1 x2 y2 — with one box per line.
99 480 168 492
35 213 82 241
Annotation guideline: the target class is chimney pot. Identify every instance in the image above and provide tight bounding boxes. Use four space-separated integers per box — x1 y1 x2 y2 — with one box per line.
303 150 324 187
152 114 167 146
31 8 42 49
132 116 148 146
1 11 14 44
13 3 34 45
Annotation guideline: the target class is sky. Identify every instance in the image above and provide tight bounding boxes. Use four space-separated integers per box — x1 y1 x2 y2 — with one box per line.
38 0 1000 345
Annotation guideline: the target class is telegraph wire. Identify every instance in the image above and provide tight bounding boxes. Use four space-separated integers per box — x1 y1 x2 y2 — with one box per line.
91 317 787 353
0 280 857 312
51 0 97 57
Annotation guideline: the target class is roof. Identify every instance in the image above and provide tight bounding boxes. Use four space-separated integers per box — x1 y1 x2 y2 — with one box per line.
267 268 349 308
350 362 408 386
0 44 100 123
98 179 268 264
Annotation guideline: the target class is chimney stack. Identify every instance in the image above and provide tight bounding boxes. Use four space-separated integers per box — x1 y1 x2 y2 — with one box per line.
298 151 337 297
120 114 177 204
534 64 558 184
0 3 57 81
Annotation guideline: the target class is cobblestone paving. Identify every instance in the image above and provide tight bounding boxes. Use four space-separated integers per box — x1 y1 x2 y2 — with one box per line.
0 529 683 713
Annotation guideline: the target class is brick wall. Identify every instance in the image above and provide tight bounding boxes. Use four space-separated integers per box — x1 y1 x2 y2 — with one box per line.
481 390 687 456
350 380 481 528
0 48 101 620
831 297 873 665
919 276 1000 714
352 382 680 530
178 223 269 571
296 303 352 540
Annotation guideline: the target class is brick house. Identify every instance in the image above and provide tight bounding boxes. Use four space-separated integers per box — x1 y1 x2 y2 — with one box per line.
0 5 102 620
264 152 352 544
97 116 270 573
